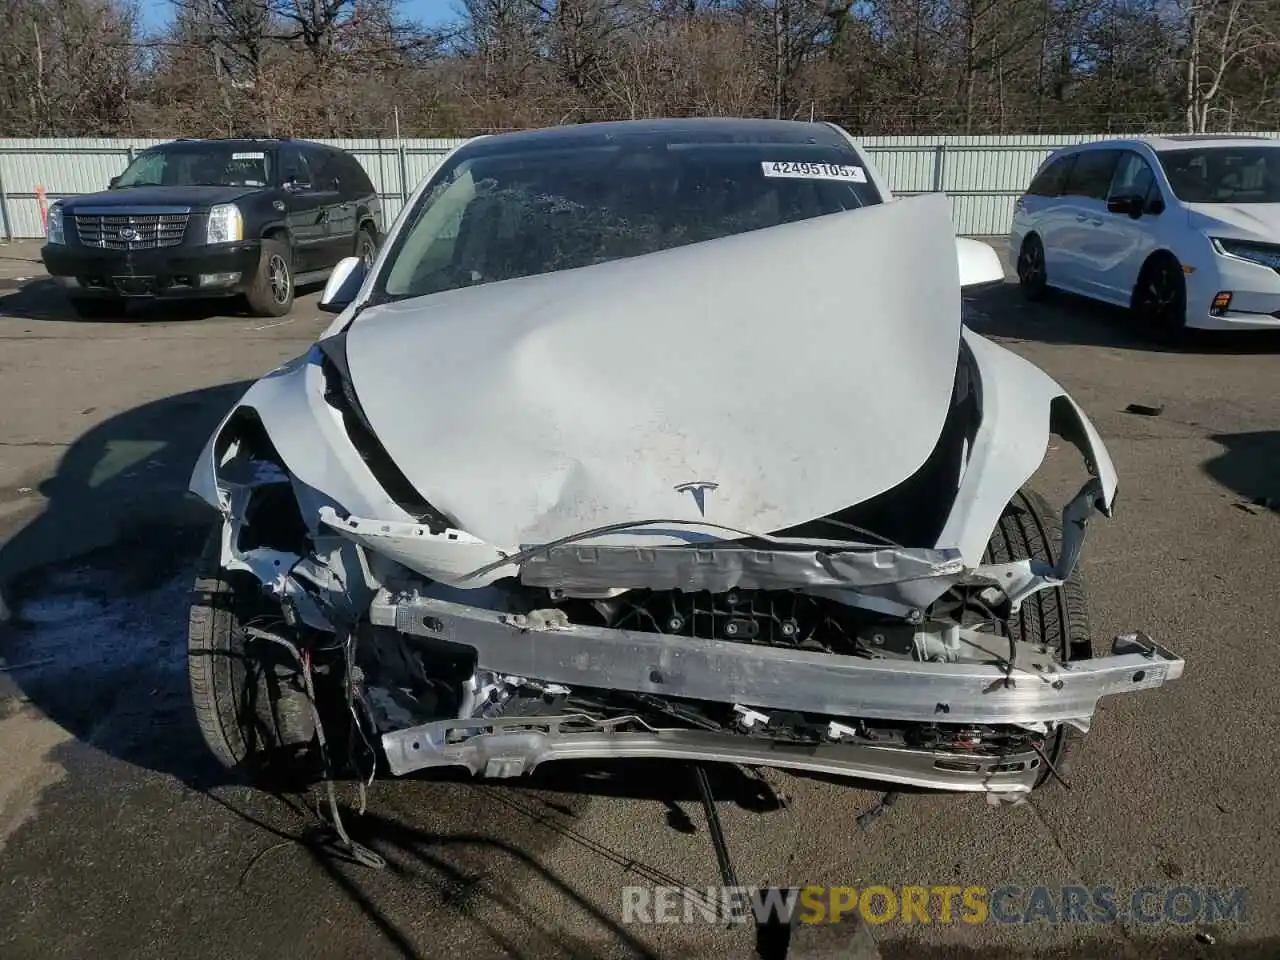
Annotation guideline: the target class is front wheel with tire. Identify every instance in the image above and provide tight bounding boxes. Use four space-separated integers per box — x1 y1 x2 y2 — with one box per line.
984 489 1094 790
245 239 295 318
187 530 320 785
1016 235 1049 301
355 225 378 269
1132 255 1187 334
68 296 125 320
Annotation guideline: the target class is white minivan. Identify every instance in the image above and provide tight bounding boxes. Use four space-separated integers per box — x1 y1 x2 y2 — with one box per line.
1009 135 1280 332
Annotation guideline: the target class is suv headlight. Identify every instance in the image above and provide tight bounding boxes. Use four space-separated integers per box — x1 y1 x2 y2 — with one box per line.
206 203 244 244
1211 237 1280 270
46 202 65 245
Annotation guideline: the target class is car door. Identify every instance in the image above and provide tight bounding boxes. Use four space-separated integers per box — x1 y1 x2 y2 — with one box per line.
1096 150 1163 302
303 145 352 267
1056 148 1122 296
278 145 326 272
1020 153 1076 283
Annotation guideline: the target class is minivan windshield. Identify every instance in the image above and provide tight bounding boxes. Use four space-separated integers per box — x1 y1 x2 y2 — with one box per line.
378 138 881 302
115 144 273 189
1157 146 1280 204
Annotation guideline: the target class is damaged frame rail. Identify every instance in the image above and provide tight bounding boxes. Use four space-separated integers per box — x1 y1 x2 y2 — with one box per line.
368 591 1183 783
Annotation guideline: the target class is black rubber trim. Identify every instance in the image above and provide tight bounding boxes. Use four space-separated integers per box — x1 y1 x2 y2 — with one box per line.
317 333 452 533
774 337 982 547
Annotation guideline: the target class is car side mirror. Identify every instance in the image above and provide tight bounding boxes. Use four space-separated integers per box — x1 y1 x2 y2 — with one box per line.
1107 195 1143 219
109 175 121 189
319 256 367 314
955 237 1005 292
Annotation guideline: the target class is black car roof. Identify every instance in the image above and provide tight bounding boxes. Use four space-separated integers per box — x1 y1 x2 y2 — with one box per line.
456 118 857 158
155 137 333 150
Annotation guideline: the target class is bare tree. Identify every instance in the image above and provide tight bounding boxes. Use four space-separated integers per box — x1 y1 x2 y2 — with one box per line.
1172 0 1280 132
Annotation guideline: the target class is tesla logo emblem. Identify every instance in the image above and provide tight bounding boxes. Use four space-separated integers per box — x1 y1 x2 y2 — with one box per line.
674 481 719 517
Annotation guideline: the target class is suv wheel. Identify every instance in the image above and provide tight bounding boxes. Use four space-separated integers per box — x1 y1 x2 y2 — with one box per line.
68 296 125 320
245 238 295 318
355 226 377 269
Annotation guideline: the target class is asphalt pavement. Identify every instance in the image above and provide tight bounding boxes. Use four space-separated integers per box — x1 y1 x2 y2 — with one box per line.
1 238 1278 959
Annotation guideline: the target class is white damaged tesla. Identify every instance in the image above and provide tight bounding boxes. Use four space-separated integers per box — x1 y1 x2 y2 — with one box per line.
186 118 1182 808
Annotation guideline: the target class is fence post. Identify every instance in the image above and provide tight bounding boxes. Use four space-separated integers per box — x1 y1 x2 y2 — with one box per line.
127 145 135 165
0 163 11 242
35 185 48 233
932 142 947 193
398 143 409 209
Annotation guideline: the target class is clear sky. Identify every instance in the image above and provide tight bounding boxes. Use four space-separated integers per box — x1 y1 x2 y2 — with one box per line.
138 0 458 33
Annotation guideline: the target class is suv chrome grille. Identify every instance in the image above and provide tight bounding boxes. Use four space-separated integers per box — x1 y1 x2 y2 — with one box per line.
74 212 189 250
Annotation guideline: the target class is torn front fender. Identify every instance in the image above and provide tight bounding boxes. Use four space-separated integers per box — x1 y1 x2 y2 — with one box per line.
937 328 1119 566
189 348 419 528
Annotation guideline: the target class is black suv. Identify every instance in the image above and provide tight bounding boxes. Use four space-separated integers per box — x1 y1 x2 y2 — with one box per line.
40 137 382 318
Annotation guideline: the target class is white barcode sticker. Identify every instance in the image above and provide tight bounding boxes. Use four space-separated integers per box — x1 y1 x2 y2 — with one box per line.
232 152 265 160
761 161 867 183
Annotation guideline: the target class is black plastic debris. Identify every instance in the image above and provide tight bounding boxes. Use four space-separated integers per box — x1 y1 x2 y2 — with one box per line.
1125 403 1164 417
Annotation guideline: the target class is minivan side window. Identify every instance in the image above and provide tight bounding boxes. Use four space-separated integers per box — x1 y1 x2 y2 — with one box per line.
1027 155 1074 196
1063 149 1121 200
1108 152 1156 201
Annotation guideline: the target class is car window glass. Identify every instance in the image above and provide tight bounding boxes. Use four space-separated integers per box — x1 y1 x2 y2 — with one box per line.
115 146 271 188
1028 155 1072 196
118 151 164 186
340 153 373 195
1063 150 1120 200
1108 152 1155 200
306 148 339 192
279 147 312 187
1157 147 1280 203
381 142 883 300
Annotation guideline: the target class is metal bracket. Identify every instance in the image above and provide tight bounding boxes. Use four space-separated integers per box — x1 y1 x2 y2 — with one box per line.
968 478 1103 613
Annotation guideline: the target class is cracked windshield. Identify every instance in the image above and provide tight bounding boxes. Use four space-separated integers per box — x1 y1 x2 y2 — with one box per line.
382 142 884 300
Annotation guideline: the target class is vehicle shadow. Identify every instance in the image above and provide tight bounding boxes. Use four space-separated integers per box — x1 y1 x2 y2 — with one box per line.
0 276 327 323
0 382 808 821
1202 431 1280 512
964 281 1280 355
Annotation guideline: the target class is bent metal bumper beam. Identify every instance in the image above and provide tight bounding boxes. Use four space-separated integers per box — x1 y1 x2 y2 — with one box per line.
368 594 1184 727
378 716 1045 792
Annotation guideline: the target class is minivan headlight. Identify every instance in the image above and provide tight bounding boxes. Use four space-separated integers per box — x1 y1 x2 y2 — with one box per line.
46 202 66 245
1211 237 1280 270
206 203 244 244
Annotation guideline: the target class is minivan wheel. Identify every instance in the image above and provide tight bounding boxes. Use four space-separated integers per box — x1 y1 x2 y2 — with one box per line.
245 238 295 318
1133 255 1187 333
1016 235 1048 301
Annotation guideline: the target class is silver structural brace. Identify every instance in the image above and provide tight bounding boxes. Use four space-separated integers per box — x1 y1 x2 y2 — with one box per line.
368 592 1183 727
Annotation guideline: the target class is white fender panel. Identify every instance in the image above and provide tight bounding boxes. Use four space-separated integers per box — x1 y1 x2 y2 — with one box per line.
938 329 1118 565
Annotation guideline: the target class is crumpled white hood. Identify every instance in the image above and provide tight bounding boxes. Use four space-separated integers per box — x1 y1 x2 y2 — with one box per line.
342 192 964 550
1186 201 1280 240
